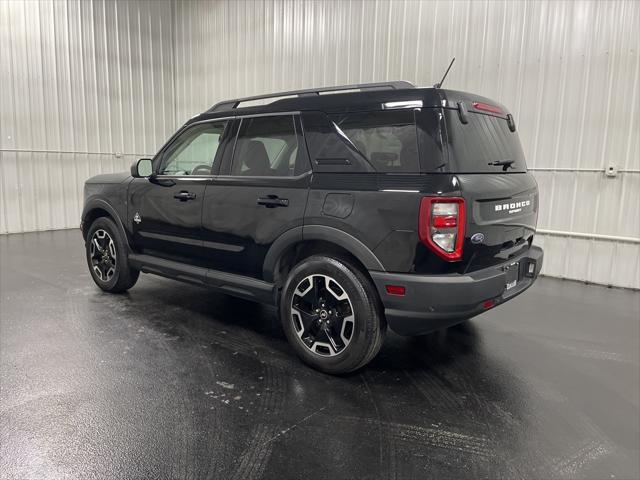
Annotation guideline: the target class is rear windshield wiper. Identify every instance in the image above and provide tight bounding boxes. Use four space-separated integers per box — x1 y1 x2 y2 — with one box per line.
488 159 515 171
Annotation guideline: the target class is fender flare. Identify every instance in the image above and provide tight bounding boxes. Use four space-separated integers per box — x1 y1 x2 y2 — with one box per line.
81 199 131 251
262 225 385 282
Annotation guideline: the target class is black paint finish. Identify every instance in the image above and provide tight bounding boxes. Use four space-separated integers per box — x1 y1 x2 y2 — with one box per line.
201 174 310 278
128 177 210 265
1 230 638 479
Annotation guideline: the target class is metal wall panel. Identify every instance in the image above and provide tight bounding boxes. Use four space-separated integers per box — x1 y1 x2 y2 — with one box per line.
172 0 639 288
0 0 174 233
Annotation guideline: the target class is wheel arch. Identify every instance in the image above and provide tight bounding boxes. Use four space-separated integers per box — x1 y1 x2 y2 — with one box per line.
82 200 131 251
263 225 385 287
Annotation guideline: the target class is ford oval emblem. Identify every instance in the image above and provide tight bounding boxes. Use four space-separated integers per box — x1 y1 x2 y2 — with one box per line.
471 233 485 245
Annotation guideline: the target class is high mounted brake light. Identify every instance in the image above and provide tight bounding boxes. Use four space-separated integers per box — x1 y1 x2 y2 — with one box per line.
419 197 465 261
472 102 503 114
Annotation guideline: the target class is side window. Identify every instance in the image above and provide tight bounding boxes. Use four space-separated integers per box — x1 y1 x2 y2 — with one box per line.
301 111 374 173
159 121 227 176
331 110 420 173
230 115 300 177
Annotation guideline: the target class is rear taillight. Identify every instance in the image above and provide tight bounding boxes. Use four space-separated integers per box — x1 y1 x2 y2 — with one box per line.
419 197 466 261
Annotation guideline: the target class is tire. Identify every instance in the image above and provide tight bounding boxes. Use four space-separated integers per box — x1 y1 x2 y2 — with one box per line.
85 217 139 293
280 255 386 374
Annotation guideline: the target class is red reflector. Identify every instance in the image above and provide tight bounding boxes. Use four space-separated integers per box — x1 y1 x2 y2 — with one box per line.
385 285 406 296
432 215 457 229
473 102 503 114
483 299 496 310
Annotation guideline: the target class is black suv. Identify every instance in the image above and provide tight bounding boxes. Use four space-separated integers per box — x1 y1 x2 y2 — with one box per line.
82 81 543 374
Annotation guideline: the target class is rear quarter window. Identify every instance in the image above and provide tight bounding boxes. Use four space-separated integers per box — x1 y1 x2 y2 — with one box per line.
331 110 420 173
302 110 420 173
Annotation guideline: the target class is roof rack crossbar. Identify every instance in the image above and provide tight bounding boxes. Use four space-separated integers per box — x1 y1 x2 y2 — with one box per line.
208 80 415 112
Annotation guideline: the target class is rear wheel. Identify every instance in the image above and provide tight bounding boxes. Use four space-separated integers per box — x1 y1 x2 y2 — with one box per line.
280 255 386 374
85 217 139 293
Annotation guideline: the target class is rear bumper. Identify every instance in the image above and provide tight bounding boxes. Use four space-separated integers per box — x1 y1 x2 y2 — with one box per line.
370 246 543 336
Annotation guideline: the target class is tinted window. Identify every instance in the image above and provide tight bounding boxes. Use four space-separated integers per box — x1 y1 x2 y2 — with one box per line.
231 115 300 176
415 108 447 172
443 110 526 173
331 110 420 172
159 121 227 175
302 111 374 173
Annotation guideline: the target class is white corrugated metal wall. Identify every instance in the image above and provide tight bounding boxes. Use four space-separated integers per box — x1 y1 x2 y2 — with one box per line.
1 0 638 289
0 0 174 233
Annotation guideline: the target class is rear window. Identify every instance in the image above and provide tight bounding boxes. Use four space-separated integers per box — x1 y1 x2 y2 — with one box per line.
442 110 527 173
331 110 419 172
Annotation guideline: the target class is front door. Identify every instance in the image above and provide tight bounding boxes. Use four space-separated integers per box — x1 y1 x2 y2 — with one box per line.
201 114 311 278
128 120 229 265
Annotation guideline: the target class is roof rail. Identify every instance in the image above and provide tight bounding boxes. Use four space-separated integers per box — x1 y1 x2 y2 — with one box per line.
208 81 415 112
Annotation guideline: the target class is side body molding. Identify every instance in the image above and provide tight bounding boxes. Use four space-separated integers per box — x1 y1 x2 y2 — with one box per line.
262 225 385 282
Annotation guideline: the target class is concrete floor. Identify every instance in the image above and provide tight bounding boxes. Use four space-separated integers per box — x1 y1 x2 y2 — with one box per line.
1 230 639 480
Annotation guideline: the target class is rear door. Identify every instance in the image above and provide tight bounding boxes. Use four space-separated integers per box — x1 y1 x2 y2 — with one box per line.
438 105 538 271
128 120 228 265
201 114 311 278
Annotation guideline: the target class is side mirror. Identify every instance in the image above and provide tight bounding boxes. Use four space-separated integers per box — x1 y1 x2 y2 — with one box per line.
131 158 153 178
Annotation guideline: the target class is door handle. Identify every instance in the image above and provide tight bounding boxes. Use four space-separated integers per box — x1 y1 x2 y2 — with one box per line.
257 195 289 208
174 191 197 201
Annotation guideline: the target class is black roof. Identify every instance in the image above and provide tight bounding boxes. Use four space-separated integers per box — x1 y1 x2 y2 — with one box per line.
186 81 510 125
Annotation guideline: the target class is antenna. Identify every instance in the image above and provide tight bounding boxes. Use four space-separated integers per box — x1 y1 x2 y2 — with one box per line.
434 57 455 89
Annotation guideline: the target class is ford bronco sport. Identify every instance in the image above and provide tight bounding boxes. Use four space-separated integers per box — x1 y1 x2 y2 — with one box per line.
81 81 543 374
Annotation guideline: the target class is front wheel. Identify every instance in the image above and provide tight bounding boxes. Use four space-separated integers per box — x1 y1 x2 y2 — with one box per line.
85 217 139 293
280 255 386 374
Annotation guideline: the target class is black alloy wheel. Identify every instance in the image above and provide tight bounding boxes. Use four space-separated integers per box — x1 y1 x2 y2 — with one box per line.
280 255 386 374
85 217 139 293
89 229 117 282
291 274 355 357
